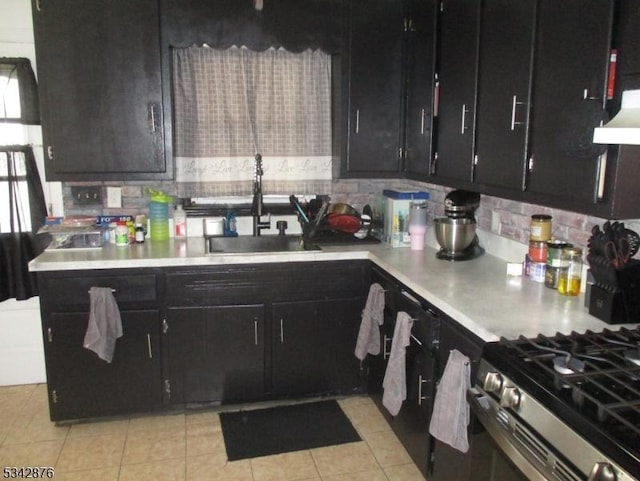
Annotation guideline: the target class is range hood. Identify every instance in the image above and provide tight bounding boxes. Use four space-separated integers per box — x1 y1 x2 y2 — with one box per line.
593 89 640 145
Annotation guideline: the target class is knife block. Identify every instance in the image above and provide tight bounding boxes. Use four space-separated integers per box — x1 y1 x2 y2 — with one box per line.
588 260 640 324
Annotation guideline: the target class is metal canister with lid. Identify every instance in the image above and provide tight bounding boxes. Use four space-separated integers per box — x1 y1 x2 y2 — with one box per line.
530 214 552 241
544 240 571 288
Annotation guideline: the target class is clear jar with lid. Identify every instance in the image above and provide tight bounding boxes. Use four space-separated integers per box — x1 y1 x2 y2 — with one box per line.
544 240 571 289
557 247 582 296
530 214 552 241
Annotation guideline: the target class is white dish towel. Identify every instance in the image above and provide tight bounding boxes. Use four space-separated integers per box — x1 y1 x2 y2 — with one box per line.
354 283 385 361
83 286 123 363
428 349 471 453
382 311 414 416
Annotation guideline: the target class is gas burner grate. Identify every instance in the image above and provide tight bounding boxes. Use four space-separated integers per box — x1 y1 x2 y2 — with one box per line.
499 327 640 439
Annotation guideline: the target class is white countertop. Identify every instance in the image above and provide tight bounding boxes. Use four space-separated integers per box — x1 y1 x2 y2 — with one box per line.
29 238 638 342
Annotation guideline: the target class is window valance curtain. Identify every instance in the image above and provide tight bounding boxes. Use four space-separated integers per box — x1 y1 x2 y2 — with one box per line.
172 46 332 195
0 58 40 125
0 145 47 301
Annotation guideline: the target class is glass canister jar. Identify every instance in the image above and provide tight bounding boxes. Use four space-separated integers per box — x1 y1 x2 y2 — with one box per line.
530 214 552 241
557 247 583 296
544 240 571 289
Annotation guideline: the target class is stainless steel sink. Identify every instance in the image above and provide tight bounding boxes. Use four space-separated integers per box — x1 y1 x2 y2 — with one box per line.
206 235 320 254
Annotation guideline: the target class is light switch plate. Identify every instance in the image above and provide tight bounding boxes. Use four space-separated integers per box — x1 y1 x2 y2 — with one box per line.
107 187 122 208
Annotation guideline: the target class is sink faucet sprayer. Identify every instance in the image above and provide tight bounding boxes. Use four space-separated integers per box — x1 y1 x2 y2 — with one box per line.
251 153 271 236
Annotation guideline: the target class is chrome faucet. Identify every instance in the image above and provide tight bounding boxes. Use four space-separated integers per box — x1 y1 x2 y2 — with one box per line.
251 153 271 236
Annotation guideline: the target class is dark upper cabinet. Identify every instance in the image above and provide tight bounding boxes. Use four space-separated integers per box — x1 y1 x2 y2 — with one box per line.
342 0 405 176
432 0 481 183
31 0 169 181
525 0 613 208
403 0 438 180
473 0 536 191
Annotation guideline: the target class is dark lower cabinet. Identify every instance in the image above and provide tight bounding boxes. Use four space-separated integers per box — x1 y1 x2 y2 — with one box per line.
428 317 485 481
38 270 162 422
367 265 440 479
271 298 363 397
165 305 265 405
164 261 367 406
45 310 162 421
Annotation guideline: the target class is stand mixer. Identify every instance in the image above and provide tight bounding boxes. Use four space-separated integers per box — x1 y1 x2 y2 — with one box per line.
434 190 485 261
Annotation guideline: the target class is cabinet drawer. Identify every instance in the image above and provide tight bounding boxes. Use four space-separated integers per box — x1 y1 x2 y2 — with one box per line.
165 261 367 306
39 272 158 311
165 266 266 306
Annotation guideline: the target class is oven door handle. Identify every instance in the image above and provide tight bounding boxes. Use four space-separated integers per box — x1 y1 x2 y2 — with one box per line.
467 387 555 481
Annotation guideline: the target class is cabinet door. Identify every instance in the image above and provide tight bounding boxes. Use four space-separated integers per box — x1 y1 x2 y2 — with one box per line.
166 305 265 405
433 0 481 182
473 0 536 190
272 298 362 397
31 0 167 180
343 0 404 176
429 318 485 481
404 0 438 179
45 310 161 421
526 0 612 207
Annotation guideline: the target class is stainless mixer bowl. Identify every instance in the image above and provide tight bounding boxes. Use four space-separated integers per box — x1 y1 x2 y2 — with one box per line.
434 217 476 253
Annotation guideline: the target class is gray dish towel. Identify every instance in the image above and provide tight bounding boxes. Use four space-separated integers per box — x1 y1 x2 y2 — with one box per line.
354 283 385 361
382 311 414 416
83 286 123 363
428 349 471 453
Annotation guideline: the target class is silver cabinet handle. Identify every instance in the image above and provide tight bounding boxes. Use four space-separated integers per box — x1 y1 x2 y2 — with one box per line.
47 327 53 343
418 375 428 405
162 319 169 334
460 104 468 134
383 334 391 359
147 334 153 359
510 95 526 130
148 103 157 133
401 290 421 306
420 108 426 135
254 319 258 346
280 318 284 343
355 109 360 133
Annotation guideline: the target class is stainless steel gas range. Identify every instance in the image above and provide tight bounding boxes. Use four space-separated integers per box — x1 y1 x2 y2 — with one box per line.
469 327 640 481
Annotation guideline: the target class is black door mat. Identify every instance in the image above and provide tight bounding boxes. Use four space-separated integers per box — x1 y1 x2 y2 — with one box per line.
220 399 361 461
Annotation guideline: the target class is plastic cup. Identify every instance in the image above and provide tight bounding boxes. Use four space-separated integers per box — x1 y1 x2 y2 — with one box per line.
409 225 426 251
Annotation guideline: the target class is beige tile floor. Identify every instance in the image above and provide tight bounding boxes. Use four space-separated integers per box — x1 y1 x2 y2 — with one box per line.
0 384 426 481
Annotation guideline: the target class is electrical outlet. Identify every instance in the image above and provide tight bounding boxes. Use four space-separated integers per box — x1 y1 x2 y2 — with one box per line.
71 186 102 205
107 187 122 208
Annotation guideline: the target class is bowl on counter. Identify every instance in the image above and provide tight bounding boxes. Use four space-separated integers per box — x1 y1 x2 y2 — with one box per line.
434 217 477 254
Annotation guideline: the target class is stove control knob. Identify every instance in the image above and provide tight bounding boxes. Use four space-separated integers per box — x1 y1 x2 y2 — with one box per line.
588 462 616 481
483 372 503 393
500 387 521 409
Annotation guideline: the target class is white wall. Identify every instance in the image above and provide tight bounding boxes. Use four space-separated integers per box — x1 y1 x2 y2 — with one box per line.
0 0 51 386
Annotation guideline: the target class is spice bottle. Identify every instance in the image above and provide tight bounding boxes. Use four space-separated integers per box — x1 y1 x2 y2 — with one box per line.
557 247 582 296
114 221 129 247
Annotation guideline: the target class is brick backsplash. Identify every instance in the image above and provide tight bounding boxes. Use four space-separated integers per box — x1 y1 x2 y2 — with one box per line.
61 178 640 258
